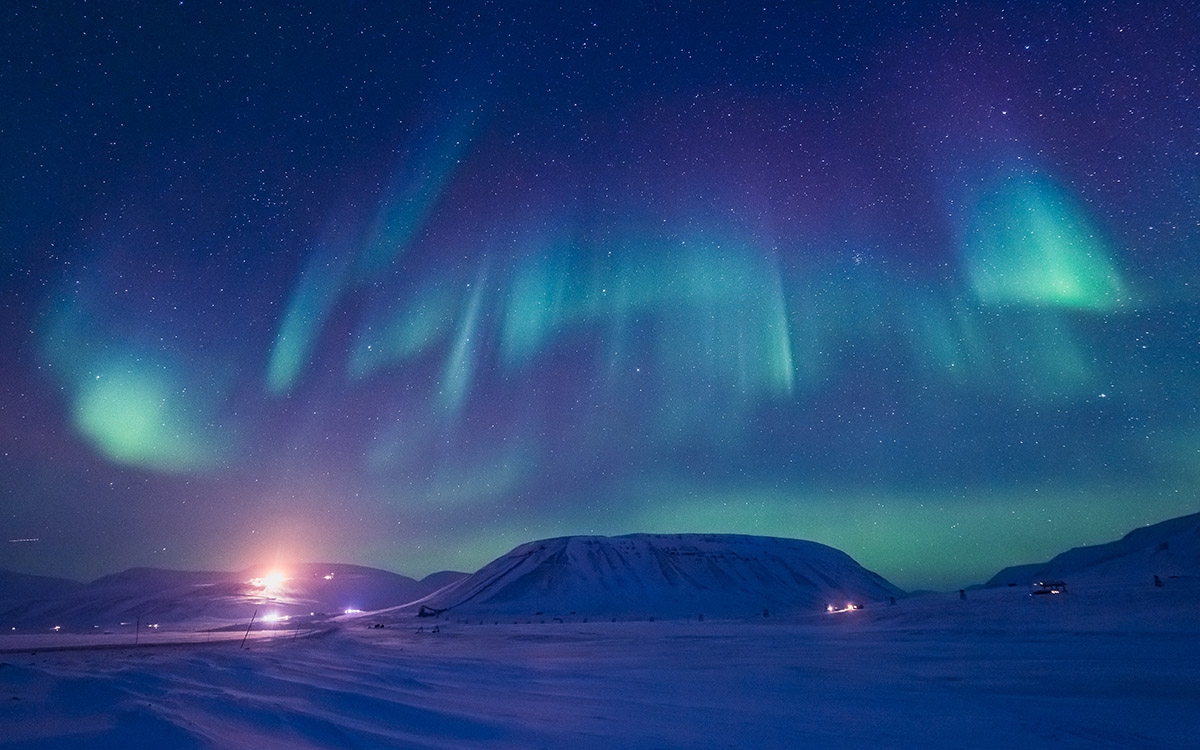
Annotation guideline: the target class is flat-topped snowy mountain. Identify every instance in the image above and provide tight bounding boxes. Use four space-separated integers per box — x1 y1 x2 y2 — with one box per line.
411 533 905 619
0 563 466 630
987 511 1200 588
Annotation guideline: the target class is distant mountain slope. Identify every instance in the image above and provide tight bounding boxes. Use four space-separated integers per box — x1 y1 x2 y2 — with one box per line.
987 511 1200 587
412 533 905 619
0 570 84 602
416 570 470 592
0 563 466 629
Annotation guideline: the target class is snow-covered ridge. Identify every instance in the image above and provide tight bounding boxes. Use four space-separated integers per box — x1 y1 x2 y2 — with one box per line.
986 511 1200 587
411 533 905 619
0 563 465 629
0 570 84 602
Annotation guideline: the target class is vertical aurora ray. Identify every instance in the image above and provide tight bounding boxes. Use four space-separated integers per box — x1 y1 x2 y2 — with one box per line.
499 242 582 372
354 104 485 281
437 267 489 416
270 95 488 394
604 239 799 445
266 246 352 395
759 255 797 398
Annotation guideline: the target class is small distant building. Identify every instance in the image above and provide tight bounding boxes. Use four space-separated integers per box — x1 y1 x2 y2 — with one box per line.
1030 580 1066 595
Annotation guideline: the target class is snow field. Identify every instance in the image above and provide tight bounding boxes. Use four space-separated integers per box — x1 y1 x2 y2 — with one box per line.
3 584 1198 749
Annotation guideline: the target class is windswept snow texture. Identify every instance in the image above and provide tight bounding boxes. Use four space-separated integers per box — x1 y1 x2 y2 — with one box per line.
0 564 465 630
987 511 1200 587
5 523 1200 748
3 585 1199 749
414 534 904 619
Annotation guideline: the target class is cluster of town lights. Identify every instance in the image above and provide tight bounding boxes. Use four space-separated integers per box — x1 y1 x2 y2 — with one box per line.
248 571 287 597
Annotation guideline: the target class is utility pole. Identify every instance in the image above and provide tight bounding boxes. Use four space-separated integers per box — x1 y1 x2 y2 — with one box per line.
241 609 258 649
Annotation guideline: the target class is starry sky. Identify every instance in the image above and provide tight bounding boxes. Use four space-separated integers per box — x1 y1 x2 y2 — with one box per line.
2 1 1198 591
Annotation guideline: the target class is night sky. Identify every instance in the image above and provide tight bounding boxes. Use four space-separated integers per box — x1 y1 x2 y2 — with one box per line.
3 1 1198 591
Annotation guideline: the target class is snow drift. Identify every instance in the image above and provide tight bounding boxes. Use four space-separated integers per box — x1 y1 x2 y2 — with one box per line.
411 533 905 619
986 510 1200 588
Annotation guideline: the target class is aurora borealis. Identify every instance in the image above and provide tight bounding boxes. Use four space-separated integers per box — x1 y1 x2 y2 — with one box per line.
3 1 1198 590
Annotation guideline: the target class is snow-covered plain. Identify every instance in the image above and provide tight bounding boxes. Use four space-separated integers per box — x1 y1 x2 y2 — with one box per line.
4 581 1198 749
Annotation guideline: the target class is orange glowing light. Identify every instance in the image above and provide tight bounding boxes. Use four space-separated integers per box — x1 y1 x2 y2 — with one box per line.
248 570 288 596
